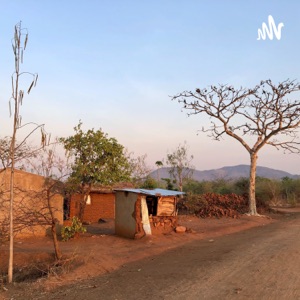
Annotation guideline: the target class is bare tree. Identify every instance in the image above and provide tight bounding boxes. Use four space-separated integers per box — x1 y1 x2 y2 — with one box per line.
20 146 69 261
0 145 69 261
166 142 194 192
127 152 152 187
172 79 300 215
155 160 164 182
3 179 63 260
0 137 38 172
7 21 47 283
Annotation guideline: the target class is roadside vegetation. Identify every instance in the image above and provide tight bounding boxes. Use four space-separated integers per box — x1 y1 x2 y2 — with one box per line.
141 176 300 218
183 176 300 207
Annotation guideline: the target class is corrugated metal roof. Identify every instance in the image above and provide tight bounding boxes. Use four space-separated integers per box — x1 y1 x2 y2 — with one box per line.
114 188 185 196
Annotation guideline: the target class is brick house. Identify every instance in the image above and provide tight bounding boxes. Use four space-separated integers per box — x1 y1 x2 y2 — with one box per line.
69 183 134 223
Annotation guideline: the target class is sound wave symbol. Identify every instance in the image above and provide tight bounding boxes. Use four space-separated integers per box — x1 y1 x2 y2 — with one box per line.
257 15 284 40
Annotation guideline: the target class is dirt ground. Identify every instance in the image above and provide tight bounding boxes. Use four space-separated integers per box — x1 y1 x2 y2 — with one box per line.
1 207 300 299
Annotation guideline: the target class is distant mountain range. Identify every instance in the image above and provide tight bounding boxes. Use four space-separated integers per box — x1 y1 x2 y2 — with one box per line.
149 165 300 181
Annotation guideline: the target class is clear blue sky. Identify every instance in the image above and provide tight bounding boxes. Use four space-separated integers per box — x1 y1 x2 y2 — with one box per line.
1 1 300 174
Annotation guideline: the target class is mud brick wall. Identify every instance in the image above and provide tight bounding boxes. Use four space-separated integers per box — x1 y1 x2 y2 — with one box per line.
70 193 115 223
150 216 178 234
0 169 63 238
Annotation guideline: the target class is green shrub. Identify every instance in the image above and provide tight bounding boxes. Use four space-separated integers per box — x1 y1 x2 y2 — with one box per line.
61 216 86 241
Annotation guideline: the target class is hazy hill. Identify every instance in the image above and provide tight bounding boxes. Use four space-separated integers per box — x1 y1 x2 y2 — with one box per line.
150 165 300 181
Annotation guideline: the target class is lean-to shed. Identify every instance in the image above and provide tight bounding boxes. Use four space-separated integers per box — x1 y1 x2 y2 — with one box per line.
114 188 184 239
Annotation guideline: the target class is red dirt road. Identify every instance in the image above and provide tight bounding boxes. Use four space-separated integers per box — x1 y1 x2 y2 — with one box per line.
3 210 300 300
44 214 300 299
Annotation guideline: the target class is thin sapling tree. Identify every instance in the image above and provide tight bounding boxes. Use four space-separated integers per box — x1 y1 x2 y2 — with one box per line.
7 21 47 283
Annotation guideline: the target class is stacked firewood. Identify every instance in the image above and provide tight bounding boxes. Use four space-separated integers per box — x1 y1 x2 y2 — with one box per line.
197 193 248 218
178 193 250 218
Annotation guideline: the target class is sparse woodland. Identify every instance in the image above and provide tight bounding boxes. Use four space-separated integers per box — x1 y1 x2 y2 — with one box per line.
1 22 300 288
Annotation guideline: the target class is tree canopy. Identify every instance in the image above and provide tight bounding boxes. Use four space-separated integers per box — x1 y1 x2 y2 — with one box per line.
60 121 131 189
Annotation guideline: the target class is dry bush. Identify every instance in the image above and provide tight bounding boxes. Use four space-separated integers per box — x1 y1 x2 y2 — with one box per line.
1 252 82 284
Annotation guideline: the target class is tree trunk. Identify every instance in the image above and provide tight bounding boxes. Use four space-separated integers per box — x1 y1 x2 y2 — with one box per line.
248 152 258 215
47 189 62 261
179 182 183 192
78 184 91 222
8 168 14 283
78 193 88 222
8 91 18 283
178 168 183 192
51 220 62 261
